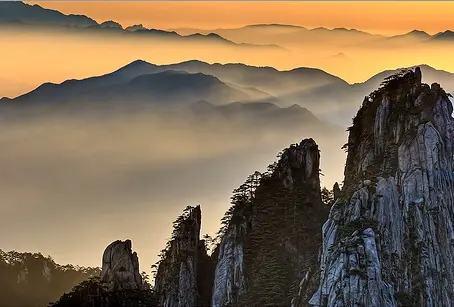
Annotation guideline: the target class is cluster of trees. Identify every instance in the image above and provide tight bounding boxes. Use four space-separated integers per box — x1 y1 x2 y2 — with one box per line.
0 249 101 307
48 276 158 307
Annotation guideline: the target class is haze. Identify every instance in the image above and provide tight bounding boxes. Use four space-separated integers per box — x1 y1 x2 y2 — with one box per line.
0 108 345 273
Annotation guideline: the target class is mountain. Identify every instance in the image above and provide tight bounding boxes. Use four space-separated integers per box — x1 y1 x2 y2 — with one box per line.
352 64 454 98
388 29 431 41
431 30 454 41
212 139 330 306
171 24 384 48
0 1 97 27
99 20 122 29
0 2 284 50
307 68 454 306
348 29 454 48
4 59 454 127
0 249 100 307
2 69 253 110
125 24 147 32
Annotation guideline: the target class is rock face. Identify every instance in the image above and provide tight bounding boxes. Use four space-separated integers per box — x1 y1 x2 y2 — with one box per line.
211 222 247 307
212 138 329 306
309 68 454 306
100 239 143 291
154 205 214 307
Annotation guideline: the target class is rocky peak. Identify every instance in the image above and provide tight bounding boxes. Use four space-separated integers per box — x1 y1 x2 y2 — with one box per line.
308 67 454 306
154 205 213 307
332 182 341 200
276 138 322 194
212 138 328 307
100 20 123 29
100 239 143 291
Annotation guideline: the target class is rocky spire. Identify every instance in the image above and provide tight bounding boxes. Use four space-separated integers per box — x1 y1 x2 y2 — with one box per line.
100 239 143 291
332 182 341 200
308 67 454 306
154 205 213 307
212 138 328 307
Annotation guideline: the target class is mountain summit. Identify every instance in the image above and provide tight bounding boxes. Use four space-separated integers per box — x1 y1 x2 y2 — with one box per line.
308 67 454 306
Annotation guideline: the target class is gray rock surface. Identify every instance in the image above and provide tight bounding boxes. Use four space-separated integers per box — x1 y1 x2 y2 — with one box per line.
154 205 211 307
211 222 247 307
308 68 454 306
100 239 143 291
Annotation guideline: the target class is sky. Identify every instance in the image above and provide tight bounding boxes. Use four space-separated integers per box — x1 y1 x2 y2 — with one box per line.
32 1 454 35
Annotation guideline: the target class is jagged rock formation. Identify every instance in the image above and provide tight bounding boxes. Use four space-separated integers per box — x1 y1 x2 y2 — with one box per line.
100 239 143 291
154 205 214 307
212 139 329 306
308 67 454 306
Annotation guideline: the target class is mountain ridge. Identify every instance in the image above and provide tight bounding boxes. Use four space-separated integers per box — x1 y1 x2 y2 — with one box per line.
3 59 454 127
0 1 285 50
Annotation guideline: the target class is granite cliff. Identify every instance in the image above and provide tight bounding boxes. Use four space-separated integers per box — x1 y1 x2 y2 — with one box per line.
154 205 215 307
212 138 329 306
100 239 143 291
307 67 454 306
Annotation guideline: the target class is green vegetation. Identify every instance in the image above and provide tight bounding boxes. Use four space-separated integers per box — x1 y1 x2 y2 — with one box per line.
0 250 100 307
48 276 158 307
213 145 329 306
321 186 334 206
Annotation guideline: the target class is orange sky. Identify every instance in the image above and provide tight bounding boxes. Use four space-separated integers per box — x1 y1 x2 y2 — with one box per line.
32 1 454 35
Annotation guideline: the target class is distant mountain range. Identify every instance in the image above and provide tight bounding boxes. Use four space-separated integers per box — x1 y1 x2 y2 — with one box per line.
0 1 285 50
2 1 453 50
2 59 453 127
171 24 454 47
175 24 454 40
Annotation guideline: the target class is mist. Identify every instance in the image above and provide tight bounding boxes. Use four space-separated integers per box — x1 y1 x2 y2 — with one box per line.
0 107 346 273
2 26 454 100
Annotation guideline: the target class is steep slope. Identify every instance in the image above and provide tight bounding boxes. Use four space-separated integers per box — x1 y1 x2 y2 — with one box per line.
308 67 454 306
154 205 215 307
212 138 330 306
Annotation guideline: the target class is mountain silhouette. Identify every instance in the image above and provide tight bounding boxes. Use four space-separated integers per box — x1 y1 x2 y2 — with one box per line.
3 60 453 127
0 2 284 50
0 1 97 27
3 70 254 110
432 30 454 41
